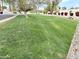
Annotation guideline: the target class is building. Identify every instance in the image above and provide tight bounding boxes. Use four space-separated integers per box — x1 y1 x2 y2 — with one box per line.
58 8 79 17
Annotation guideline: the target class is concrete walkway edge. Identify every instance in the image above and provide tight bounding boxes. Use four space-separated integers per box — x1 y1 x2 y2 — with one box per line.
67 23 79 59
0 15 17 23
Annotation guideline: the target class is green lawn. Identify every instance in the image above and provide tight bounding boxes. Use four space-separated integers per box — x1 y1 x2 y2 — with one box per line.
0 14 77 59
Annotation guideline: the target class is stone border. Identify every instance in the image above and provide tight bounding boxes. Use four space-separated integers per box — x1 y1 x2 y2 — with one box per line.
0 15 17 23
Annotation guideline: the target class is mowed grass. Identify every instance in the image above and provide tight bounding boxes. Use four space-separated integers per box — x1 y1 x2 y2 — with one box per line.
0 14 77 59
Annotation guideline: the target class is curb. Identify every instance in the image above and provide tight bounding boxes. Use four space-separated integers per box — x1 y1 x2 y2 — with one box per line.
67 24 79 59
0 15 17 23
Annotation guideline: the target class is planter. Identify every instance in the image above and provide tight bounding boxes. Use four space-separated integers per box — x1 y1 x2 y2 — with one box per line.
64 12 68 16
58 13 60 15
61 12 63 16
70 13 73 16
53 12 56 15
75 12 79 16
0 12 3 14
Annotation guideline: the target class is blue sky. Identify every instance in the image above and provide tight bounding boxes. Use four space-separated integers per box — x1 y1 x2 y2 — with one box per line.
37 4 47 10
58 0 79 8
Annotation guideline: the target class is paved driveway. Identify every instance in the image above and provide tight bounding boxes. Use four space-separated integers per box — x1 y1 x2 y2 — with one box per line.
0 15 14 20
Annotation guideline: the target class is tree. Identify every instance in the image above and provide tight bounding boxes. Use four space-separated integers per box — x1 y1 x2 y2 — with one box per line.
0 3 1 11
5 0 16 12
62 7 67 10
1 0 3 11
0 0 4 12
18 0 32 14
44 0 61 14
26 0 49 13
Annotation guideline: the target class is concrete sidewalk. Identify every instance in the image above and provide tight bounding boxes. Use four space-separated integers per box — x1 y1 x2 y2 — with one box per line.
0 15 17 23
67 23 79 59
0 14 14 20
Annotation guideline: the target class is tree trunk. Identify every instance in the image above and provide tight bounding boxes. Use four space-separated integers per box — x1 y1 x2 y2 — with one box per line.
0 4 1 11
1 0 3 12
9 2 12 12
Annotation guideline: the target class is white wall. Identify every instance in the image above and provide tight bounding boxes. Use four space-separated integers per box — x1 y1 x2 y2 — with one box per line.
58 9 79 17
